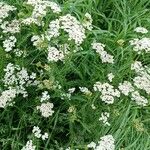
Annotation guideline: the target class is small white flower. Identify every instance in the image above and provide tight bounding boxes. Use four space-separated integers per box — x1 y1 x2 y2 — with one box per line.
3 36 17 52
99 112 110 126
32 126 42 138
92 42 114 64
47 46 65 62
37 102 54 117
107 73 114 82
134 27 148 34
59 14 86 45
1 19 20 33
94 82 120 104
131 91 148 106
96 135 115 150
79 87 91 95
41 91 50 102
87 141 96 149
118 81 134 96
130 37 150 53
42 132 49 140
21 140 36 150
68 88 76 94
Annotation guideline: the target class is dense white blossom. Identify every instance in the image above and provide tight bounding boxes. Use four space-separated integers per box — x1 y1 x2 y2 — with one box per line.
3 63 38 97
40 91 50 102
32 126 42 138
47 46 65 62
46 19 60 41
31 34 45 47
92 42 114 63
37 102 54 117
96 135 115 150
107 73 114 82
0 2 16 23
99 112 110 126
118 81 134 96
59 14 86 45
21 140 36 150
94 82 120 104
134 27 148 34
0 88 16 108
131 91 148 106
1 19 20 33
88 135 115 150
130 37 150 53
3 36 17 52
79 87 92 95
23 0 61 26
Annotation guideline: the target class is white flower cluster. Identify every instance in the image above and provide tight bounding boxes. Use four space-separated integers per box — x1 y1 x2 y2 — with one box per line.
131 91 148 106
87 135 115 150
3 36 17 52
40 91 50 102
132 61 150 95
3 63 38 97
37 102 54 117
37 91 54 117
47 46 65 62
31 34 45 47
1 19 20 34
99 112 110 126
14 49 25 57
32 126 48 140
134 27 148 34
92 42 114 64
118 81 134 96
82 13 93 31
23 0 61 26
93 82 120 104
79 87 92 95
0 88 16 108
118 61 149 106
119 80 148 106
0 2 16 23
130 37 150 54
21 140 36 150
45 19 60 41
107 73 114 82
59 14 86 45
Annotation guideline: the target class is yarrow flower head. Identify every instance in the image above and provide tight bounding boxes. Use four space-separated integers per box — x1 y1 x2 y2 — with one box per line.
93 82 120 104
134 27 148 34
47 46 65 62
92 42 114 64
99 112 110 126
37 102 54 117
32 126 49 140
3 36 17 52
130 37 150 54
23 0 61 26
21 140 36 150
88 135 115 150
0 2 16 23
118 81 134 96
0 88 16 108
1 19 20 34
59 14 86 45
3 63 38 97
107 73 114 82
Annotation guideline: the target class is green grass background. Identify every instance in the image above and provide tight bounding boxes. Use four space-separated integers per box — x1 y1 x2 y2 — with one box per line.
1 0 150 150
